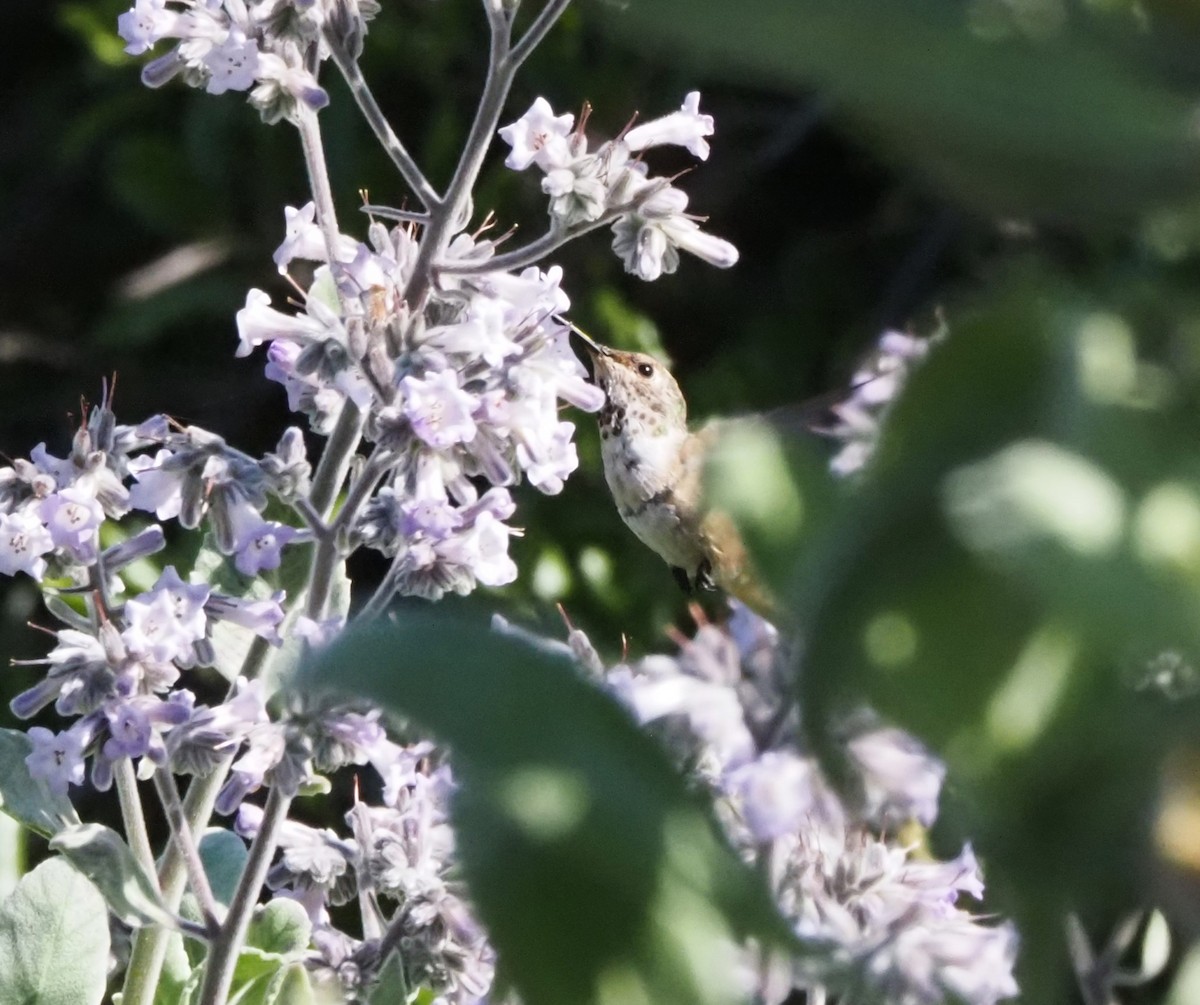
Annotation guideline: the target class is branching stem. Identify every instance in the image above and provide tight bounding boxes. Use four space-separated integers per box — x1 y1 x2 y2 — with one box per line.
197 787 294 1005
329 43 441 211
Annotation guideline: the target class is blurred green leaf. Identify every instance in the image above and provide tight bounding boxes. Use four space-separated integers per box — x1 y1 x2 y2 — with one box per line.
300 613 794 1005
714 269 1200 998
618 0 1200 224
0 858 109 1005
198 827 249 908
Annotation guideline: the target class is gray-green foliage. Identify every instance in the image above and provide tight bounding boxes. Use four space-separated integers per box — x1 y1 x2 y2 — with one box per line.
0 857 110 1005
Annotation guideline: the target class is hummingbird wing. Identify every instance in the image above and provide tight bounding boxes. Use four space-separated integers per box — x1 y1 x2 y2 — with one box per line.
680 420 780 621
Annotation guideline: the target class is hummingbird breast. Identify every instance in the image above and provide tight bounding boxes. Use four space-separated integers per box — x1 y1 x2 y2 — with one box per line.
599 426 708 575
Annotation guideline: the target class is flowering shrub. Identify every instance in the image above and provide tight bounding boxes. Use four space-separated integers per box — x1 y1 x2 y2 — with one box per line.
5 2 1200 1005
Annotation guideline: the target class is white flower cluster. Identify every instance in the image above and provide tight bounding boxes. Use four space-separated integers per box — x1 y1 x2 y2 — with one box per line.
117 0 371 119
566 603 1019 1005
239 205 605 600
498 94 740 281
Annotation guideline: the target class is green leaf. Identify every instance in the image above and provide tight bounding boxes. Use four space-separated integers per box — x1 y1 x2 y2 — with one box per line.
299 614 793 1005
151 932 193 1005
618 0 1200 224
368 949 409 1005
703 417 836 607
264 964 315 1005
245 898 311 958
0 857 110 1005
761 272 1200 1000
50 823 178 930
0 729 82 838
226 950 284 1005
198 828 249 909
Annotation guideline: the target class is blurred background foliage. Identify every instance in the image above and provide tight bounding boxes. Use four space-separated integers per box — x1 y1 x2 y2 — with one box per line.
6 0 1200 1001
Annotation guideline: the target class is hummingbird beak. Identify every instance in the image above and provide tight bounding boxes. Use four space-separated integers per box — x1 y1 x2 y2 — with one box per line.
563 321 611 359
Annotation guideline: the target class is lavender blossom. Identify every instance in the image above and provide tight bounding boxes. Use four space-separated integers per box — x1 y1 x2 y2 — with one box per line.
498 94 739 280
117 0 351 119
25 725 87 797
584 602 1018 1005
827 329 936 476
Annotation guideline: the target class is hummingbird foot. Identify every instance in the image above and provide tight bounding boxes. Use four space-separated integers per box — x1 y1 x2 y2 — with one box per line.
694 558 717 592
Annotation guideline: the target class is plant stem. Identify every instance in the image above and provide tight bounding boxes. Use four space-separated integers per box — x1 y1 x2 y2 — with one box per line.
197 786 294 1005
329 43 441 210
297 104 346 267
328 447 392 537
401 0 517 314
436 213 615 275
117 758 168 1005
509 0 574 68
116 758 157 881
155 770 222 933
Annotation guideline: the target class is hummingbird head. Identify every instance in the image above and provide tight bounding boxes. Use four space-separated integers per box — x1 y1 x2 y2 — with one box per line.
567 325 687 440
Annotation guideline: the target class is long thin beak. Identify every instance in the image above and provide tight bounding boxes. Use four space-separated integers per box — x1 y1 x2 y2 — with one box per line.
562 319 611 358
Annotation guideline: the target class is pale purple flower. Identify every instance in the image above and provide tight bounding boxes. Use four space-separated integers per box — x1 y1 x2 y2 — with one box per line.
25 725 87 797
102 524 167 572
660 215 740 268
625 91 714 160
168 678 268 776
122 567 210 664
402 492 461 540
10 628 116 720
252 52 329 112
455 511 516 587
827 329 935 476
608 665 755 771
127 450 184 519
497 97 574 171
203 27 260 93
39 486 105 563
611 212 739 282
725 750 842 842
274 202 324 270
236 288 330 357
866 914 1019 1005
401 371 478 450
229 507 307 576
117 0 177 55
515 420 580 494
101 693 190 766
0 507 54 579
274 203 361 272
313 708 386 772
848 725 945 828
217 724 287 815
204 591 287 645
611 217 673 281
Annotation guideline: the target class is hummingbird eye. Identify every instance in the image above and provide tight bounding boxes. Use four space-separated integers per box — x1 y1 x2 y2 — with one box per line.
636 362 654 378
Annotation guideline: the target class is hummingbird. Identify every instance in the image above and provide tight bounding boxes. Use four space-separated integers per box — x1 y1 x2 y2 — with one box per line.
568 325 776 619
